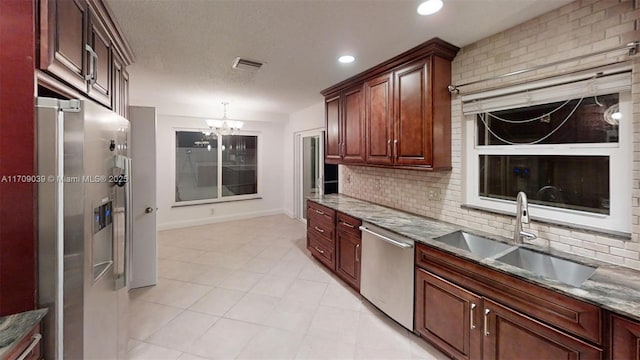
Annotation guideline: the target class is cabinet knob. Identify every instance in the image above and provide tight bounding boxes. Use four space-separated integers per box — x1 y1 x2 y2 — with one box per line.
145 207 154 214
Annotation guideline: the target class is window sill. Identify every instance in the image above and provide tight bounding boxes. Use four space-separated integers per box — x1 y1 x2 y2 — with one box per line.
172 196 263 208
460 204 631 240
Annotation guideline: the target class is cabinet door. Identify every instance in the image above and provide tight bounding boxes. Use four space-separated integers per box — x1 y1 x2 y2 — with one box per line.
415 268 482 360
393 59 432 167
325 95 341 163
336 231 361 291
342 86 366 164
112 51 124 116
365 73 393 165
611 315 640 360
122 68 130 119
40 0 88 91
86 3 112 107
483 299 602 360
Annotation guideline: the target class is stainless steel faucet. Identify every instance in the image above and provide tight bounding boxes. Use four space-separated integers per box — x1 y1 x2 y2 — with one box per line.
514 191 537 244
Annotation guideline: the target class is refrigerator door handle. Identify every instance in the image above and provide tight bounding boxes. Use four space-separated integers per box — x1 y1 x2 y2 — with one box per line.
125 157 133 286
114 156 132 290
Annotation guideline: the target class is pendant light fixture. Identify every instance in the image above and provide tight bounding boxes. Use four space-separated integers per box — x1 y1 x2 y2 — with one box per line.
417 0 443 15
205 102 243 136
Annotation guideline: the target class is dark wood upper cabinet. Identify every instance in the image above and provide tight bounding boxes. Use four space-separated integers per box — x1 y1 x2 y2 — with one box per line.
321 38 458 170
39 0 134 114
610 314 640 360
40 0 88 91
394 59 430 166
324 86 366 165
86 2 112 107
325 95 341 163
122 68 129 118
342 86 366 163
365 73 393 165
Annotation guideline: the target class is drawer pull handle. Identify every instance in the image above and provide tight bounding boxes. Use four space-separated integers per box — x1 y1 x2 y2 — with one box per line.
314 226 325 233
341 221 355 228
314 246 325 254
470 303 477 330
314 209 325 215
484 308 490 336
16 333 42 360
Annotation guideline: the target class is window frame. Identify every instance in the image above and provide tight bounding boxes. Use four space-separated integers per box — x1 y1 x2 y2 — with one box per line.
463 76 632 235
172 127 262 207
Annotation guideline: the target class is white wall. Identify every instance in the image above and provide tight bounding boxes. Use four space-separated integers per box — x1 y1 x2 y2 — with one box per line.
283 101 325 217
156 113 287 230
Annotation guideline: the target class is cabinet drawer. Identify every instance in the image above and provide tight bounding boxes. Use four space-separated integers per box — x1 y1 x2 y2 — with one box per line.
416 243 603 345
308 218 335 243
337 212 362 237
4 326 42 360
307 200 335 223
308 232 335 270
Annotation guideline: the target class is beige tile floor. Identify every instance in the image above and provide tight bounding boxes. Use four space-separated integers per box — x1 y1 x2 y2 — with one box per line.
127 215 450 360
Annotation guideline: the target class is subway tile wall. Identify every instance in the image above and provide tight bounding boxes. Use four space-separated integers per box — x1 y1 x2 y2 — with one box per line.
340 0 640 270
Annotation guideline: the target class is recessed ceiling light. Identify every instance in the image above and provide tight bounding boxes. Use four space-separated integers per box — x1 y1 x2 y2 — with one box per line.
338 55 355 64
417 0 443 16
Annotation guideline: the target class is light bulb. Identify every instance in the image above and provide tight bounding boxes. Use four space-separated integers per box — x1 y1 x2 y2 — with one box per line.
338 55 355 64
611 112 622 120
417 0 443 15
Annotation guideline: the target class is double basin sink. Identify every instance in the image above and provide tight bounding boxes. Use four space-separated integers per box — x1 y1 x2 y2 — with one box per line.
434 231 597 287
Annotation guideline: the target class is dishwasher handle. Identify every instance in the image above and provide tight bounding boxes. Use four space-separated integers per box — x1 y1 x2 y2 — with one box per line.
359 226 413 249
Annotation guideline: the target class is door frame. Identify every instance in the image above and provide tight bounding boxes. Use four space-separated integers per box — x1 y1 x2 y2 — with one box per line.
293 128 325 222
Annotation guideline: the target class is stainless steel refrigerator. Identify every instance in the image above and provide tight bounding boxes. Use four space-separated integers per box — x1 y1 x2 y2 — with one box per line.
37 97 131 359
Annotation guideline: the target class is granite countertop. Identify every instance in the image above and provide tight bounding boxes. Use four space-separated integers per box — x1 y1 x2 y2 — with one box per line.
0 308 47 359
309 193 640 322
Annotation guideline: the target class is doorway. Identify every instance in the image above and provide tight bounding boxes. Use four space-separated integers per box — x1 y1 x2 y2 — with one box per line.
294 129 334 221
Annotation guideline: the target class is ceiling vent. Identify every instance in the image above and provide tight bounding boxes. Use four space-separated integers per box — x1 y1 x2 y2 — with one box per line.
232 57 264 71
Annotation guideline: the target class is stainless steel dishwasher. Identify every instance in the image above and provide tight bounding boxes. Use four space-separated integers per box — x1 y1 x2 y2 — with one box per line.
359 222 415 331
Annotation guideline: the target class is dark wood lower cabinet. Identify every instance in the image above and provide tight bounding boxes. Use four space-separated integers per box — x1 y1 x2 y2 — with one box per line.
307 201 362 290
610 315 640 360
415 269 481 360
483 299 602 360
415 245 604 360
336 230 361 291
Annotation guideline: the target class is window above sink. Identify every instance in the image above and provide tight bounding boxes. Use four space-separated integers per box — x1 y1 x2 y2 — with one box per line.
462 69 632 234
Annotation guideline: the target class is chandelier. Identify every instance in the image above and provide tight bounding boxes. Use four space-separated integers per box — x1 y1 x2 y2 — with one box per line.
205 102 243 136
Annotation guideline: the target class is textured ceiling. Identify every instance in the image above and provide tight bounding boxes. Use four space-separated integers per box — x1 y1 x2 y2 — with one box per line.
106 0 573 120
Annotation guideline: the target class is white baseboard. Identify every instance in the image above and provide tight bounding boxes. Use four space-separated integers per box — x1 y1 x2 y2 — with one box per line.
157 208 287 231
282 209 295 218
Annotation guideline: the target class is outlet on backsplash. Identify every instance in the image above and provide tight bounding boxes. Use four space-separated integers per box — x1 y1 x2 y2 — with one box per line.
427 187 441 201
373 178 381 193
